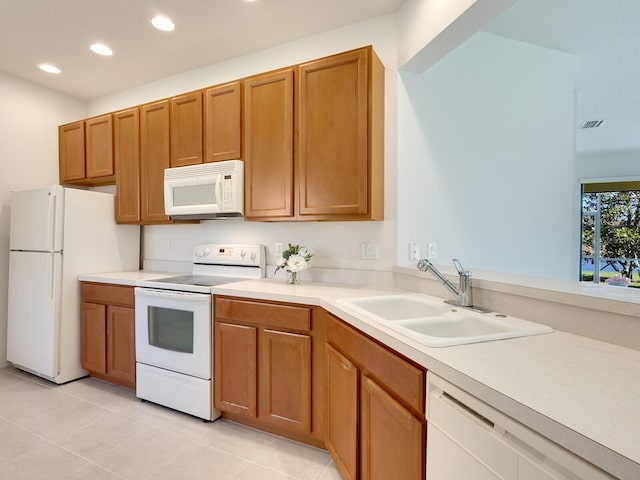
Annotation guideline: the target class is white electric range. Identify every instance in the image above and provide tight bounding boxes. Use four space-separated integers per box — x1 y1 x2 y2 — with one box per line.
135 244 265 420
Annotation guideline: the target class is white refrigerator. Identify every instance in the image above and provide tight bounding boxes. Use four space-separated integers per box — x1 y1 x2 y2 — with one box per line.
7 185 140 384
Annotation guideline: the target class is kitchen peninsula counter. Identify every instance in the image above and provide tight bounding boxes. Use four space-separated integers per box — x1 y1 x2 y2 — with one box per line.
212 278 640 480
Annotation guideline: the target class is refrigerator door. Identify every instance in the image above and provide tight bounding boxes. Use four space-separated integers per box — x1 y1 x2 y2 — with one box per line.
9 185 64 252
7 251 62 379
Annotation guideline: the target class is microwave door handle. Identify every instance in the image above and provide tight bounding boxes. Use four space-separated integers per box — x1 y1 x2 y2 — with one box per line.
215 174 222 207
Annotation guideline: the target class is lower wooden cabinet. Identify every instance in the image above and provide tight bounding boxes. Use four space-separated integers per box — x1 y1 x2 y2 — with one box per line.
214 296 324 447
360 375 424 480
80 283 136 389
325 314 426 480
326 344 359 480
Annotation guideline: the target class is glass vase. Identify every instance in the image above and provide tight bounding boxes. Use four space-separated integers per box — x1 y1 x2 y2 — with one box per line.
287 271 299 285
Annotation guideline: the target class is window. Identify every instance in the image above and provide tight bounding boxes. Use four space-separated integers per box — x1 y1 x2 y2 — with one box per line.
580 181 640 287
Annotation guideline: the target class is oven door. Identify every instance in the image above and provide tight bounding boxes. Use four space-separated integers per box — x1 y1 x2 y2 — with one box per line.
134 287 212 379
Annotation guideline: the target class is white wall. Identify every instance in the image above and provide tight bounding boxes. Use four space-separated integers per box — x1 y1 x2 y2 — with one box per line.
397 32 578 279
0 72 87 366
89 15 399 282
397 0 517 71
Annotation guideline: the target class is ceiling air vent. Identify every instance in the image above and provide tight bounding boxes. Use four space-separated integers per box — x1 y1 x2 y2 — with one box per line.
579 119 606 129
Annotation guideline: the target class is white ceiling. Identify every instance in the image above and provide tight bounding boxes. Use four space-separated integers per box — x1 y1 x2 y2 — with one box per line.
0 0 405 100
483 0 640 92
483 0 640 153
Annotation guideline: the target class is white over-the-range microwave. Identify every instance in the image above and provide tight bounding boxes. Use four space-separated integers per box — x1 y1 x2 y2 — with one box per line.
164 159 243 219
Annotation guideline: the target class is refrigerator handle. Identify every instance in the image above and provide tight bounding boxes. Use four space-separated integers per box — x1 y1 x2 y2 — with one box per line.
48 255 55 301
49 189 58 250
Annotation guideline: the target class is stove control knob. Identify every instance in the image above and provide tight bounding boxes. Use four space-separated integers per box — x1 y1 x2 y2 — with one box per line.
250 252 256 261
196 248 204 257
240 250 246 258
203 247 211 257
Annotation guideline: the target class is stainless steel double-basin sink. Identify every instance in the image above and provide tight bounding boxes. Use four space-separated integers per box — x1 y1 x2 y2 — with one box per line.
336 294 553 347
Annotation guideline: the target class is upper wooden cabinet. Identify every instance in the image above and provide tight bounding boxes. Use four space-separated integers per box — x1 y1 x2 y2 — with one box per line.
140 100 172 224
113 108 141 224
171 91 203 167
86 114 114 178
58 45 384 223
244 68 295 219
204 81 242 162
59 121 85 183
296 46 384 220
59 115 115 185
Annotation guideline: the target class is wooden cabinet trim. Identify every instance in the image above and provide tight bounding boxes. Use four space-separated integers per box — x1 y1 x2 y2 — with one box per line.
326 313 425 416
215 296 311 332
81 282 134 307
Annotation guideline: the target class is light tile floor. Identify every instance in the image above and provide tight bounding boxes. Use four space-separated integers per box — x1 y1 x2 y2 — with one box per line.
0 366 342 480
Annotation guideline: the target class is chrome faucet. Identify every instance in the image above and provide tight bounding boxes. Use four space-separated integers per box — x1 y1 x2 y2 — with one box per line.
417 258 473 307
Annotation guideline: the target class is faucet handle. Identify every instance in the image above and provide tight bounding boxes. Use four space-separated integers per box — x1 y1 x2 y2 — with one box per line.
452 258 468 276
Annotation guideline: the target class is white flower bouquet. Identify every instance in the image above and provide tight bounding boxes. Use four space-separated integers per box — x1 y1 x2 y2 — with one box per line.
275 244 313 284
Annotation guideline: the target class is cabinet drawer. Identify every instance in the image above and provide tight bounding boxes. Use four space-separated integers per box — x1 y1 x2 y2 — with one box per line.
81 282 135 307
215 296 311 332
326 314 425 415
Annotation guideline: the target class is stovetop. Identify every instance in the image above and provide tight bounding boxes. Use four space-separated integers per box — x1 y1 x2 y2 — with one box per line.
149 274 245 288
137 244 266 294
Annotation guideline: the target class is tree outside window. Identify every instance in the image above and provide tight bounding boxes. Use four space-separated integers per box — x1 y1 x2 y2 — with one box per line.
581 183 640 288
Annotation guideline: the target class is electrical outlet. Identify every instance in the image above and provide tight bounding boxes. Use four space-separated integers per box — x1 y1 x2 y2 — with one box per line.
361 243 379 260
428 243 437 260
409 242 420 261
275 242 284 257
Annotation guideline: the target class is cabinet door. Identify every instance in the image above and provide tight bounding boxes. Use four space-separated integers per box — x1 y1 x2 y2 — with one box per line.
297 48 369 218
59 121 85 183
171 91 203 167
81 302 107 374
325 345 359 480
107 305 135 388
360 375 424 480
214 322 258 417
114 108 141 223
140 100 172 223
85 114 114 178
260 329 311 433
204 82 242 162
244 68 294 219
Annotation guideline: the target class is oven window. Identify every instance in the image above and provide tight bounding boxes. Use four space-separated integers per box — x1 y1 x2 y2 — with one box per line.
147 306 194 353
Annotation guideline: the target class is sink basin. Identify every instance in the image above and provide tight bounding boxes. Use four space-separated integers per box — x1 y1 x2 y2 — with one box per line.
336 294 452 321
336 295 553 347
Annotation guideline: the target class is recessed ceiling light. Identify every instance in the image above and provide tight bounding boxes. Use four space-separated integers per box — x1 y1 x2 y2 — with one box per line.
90 43 113 56
151 16 175 31
38 63 61 74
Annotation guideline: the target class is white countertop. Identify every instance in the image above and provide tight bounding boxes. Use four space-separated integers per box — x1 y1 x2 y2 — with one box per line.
212 278 640 480
79 272 640 479
78 271 175 286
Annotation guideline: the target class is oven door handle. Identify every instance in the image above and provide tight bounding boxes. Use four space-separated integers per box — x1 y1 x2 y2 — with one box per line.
134 287 212 301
